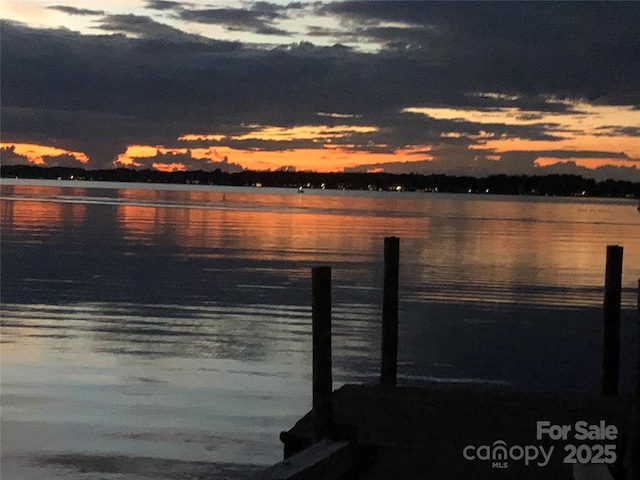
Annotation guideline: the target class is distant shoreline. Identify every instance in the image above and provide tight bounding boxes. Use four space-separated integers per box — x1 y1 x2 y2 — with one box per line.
2 164 639 199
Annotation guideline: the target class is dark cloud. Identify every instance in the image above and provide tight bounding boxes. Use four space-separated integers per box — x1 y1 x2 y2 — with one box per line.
1 21 246 166
344 146 493 176
308 23 437 53
594 126 640 137
358 111 565 152
118 150 243 172
42 154 88 168
305 25 342 38
2 20 387 167
48 6 104 16
0 145 29 165
346 147 639 181
542 163 640 182
275 165 297 172
319 1 640 102
528 150 631 161
252 2 286 17
178 6 290 36
96 14 204 41
193 138 321 152
172 109 565 155
462 94 576 114
145 1 183 11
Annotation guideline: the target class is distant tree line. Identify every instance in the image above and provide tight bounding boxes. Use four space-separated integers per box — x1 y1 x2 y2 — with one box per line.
2 164 639 198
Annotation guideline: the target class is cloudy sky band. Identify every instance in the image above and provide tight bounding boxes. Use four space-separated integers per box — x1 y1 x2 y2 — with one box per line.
1 1 639 179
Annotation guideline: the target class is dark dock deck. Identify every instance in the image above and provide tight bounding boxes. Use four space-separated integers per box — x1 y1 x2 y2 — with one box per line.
275 384 630 479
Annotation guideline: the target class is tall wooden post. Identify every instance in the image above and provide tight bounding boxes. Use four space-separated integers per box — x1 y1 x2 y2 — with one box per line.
381 236 400 386
601 245 623 396
312 266 332 439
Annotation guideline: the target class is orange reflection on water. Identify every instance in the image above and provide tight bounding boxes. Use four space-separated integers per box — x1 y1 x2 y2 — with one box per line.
112 188 640 307
1 185 87 231
115 190 430 262
3 184 639 309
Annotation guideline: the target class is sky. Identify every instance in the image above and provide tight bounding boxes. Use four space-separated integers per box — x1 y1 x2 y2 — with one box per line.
1 1 640 180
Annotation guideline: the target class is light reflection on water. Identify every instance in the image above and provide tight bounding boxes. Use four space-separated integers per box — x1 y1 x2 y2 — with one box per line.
1 179 638 479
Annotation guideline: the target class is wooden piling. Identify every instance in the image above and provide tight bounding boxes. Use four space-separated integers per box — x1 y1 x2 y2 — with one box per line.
312 266 332 439
381 236 400 386
601 245 623 396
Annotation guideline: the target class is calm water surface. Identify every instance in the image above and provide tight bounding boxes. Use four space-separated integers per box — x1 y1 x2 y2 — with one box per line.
1 179 638 479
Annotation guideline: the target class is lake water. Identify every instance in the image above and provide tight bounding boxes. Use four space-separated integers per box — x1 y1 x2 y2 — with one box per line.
1 179 638 479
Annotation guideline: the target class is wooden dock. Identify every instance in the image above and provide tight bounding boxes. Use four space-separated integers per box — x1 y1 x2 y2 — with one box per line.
252 241 638 480
276 384 630 479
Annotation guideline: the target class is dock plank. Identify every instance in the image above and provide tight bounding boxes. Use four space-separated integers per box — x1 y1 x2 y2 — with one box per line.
253 439 365 480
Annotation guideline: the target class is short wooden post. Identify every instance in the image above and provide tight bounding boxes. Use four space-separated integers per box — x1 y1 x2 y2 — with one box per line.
601 245 623 396
381 236 400 386
312 266 332 439
625 278 640 478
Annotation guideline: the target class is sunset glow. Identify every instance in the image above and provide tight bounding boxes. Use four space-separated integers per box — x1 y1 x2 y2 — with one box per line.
402 100 640 172
179 124 378 143
152 162 187 172
112 143 431 172
1 142 89 165
1 2 639 180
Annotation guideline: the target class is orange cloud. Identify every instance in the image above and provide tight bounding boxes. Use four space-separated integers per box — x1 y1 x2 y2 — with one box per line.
114 142 429 172
1 142 89 165
152 162 186 172
408 100 640 171
228 146 429 171
114 145 229 168
178 124 378 143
